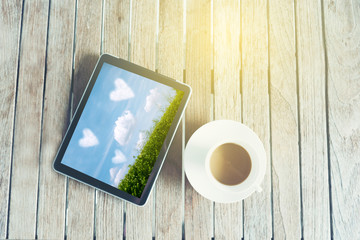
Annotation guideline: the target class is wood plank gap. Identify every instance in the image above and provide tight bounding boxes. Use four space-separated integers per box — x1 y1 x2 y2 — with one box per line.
182 2 186 70
93 190 97 240
266 0 275 238
181 6 186 239
35 0 52 238
123 203 126 240
211 69 214 94
210 0 213 70
70 0 78 119
239 0 243 123
210 0 214 226
127 0 132 62
155 0 159 71
93 1 105 239
319 0 333 237
64 0 78 238
100 0 105 54
123 1 132 238
182 117 185 240
64 178 69 240
293 0 304 238
212 201 215 239
241 200 244 238
239 0 242 101
239 1 244 237
5 0 25 238
153 185 156 239
210 92 214 239
153 2 159 238
182 70 186 240
211 69 214 119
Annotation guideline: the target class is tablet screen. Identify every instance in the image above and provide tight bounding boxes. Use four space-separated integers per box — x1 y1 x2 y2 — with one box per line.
60 62 184 199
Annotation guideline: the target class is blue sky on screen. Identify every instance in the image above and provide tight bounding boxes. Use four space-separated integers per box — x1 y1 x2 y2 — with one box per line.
62 63 176 187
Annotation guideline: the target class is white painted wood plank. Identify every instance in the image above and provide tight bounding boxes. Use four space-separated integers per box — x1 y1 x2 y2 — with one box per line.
269 0 301 239
36 0 75 238
66 0 102 239
324 0 360 239
94 0 129 239
213 0 242 239
241 0 272 239
184 0 213 239
125 0 157 239
7 0 49 238
295 0 331 239
0 0 23 238
155 0 184 239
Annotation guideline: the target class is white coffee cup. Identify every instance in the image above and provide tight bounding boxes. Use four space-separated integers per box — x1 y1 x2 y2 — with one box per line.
184 120 266 203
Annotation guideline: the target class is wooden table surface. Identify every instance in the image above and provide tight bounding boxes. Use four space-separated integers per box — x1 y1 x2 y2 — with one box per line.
1 0 359 239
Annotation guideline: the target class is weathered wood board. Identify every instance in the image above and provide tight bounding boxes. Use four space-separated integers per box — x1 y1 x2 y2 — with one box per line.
324 0 360 239
94 0 130 239
270 0 301 238
213 0 242 239
8 0 49 238
155 0 184 239
66 0 102 239
0 0 23 238
36 0 75 238
125 0 157 239
184 0 213 239
241 0 272 239
296 0 331 239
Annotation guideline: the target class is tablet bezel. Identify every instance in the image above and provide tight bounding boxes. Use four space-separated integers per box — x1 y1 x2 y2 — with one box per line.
53 53 191 206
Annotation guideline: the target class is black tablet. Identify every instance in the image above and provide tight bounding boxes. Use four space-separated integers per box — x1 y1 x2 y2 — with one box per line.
53 54 191 206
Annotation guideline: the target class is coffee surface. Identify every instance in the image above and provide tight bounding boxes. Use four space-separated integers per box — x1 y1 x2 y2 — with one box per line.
209 143 252 185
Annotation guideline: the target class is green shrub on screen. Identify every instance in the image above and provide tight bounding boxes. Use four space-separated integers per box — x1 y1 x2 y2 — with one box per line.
118 90 184 197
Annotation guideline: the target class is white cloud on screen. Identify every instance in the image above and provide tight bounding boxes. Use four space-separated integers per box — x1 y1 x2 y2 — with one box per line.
110 165 128 187
136 131 146 150
112 149 127 164
114 110 135 146
144 88 164 112
79 128 99 147
109 78 135 101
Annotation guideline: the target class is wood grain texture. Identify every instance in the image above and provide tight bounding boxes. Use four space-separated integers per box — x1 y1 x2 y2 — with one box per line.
36 0 75 238
102 0 130 58
269 0 301 239
184 0 212 239
295 0 331 239
0 0 22 238
241 0 272 239
94 0 129 239
213 1 242 239
125 0 157 239
7 0 49 238
155 0 183 239
66 0 102 239
324 0 360 239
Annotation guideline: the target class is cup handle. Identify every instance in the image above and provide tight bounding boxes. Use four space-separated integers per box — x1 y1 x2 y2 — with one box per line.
256 186 262 192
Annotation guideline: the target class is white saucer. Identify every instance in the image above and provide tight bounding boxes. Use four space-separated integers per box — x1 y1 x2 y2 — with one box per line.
184 120 266 203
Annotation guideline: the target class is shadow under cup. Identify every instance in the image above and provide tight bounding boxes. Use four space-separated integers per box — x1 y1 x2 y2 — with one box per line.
209 142 252 186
